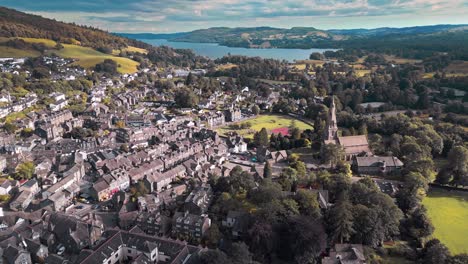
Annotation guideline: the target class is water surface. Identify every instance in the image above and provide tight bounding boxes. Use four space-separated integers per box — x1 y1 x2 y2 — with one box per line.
141 39 336 62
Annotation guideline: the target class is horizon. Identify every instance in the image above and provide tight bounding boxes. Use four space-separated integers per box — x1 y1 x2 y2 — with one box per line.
1 0 468 33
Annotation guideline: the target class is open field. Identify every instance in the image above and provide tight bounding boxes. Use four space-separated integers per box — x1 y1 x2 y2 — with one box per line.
0 37 139 73
216 63 238 70
53 44 139 74
217 114 313 138
424 60 468 78
384 55 422 64
445 60 468 76
0 46 41 58
422 188 468 254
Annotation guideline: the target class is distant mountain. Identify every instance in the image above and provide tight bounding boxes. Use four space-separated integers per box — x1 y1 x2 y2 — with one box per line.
120 26 342 49
120 24 468 50
328 24 468 36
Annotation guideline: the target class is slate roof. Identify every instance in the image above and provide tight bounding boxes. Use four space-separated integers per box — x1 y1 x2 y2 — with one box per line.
355 156 404 167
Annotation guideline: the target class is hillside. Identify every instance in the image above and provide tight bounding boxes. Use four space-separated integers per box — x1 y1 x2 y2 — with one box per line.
0 6 149 50
0 7 210 72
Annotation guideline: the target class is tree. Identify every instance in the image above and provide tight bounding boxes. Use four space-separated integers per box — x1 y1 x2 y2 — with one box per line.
199 250 231 264
32 67 50 79
16 161 35 179
3 122 17 134
175 88 199 108
421 239 450 264
294 189 321 218
447 145 468 185
328 194 354 243
263 161 272 178
115 120 125 128
253 128 269 147
401 205 434 244
310 52 325 60
203 223 221 248
449 254 468 264
294 161 307 178
278 216 326 263
251 105 260 115
185 72 195 86
248 180 282 205
248 220 276 261
289 120 301 140
94 59 118 75
226 242 253 264
321 143 345 168
120 144 130 153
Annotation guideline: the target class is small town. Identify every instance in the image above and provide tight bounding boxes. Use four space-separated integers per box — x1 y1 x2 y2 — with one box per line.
0 3 467 264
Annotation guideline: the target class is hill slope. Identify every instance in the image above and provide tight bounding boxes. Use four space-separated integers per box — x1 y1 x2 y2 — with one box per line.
0 6 148 50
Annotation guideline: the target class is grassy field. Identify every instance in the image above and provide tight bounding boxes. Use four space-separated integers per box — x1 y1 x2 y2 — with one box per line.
384 55 422 64
217 114 313 138
53 44 139 74
0 37 139 73
422 188 468 254
0 46 41 58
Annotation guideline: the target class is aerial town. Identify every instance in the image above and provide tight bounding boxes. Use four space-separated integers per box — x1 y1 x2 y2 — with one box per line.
0 5 468 264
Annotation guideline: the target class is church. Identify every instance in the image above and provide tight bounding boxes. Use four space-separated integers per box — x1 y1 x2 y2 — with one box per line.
323 97 372 160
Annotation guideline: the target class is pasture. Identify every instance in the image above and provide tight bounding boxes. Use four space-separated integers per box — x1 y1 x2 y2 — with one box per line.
422 188 468 254
0 37 140 73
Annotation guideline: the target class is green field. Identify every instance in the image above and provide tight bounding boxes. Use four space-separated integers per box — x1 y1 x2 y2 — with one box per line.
53 44 139 74
423 188 468 254
0 37 139 73
217 114 313 138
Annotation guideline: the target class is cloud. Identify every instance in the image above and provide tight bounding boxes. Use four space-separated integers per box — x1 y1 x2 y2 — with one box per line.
1 0 467 32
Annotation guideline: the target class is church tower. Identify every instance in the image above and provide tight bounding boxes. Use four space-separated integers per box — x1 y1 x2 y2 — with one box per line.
324 97 338 141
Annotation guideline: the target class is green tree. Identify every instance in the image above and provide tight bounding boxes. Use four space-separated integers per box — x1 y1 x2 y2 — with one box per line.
175 88 199 108
321 143 345 168
328 194 354 243
252 105 261 115
199 250 230 264
254 128 269 147
447 145 468 185
294 189 321 217
263 161 272 178
422 239 450 264
226 242 253 264
16 161 35 179
203 223 222 248
3 122 17 134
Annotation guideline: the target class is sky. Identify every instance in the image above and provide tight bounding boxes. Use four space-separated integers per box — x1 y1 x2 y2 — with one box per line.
1 0 468 33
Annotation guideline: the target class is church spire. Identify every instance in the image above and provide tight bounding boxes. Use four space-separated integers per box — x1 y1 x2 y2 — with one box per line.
324 96 338 141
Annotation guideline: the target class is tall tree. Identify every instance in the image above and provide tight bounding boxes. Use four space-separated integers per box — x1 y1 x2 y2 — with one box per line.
448 145 468 185
254 128 269 147
321 143 345 168
263 161 272 178
328 194 355 244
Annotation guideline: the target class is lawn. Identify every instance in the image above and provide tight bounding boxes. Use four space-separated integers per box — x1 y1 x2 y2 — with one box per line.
217 114 313 138
422 188 468 254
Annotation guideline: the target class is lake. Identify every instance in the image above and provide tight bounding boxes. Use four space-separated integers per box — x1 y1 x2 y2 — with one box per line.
140 39 336 62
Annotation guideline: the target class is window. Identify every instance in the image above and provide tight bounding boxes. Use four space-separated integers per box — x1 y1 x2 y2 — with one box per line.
128 249 132 254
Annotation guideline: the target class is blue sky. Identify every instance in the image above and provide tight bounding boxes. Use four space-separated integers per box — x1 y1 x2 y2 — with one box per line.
1 0 468 33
